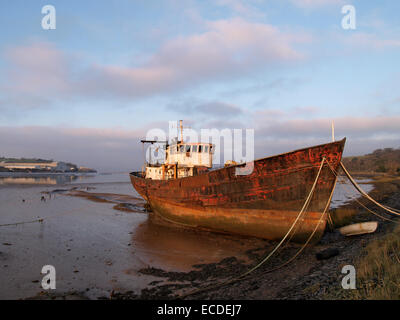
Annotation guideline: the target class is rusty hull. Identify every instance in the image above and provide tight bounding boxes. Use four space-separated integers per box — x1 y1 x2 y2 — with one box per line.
130 138 346 242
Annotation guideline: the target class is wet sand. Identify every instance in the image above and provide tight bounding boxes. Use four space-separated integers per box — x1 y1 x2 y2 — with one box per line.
0 172 378 300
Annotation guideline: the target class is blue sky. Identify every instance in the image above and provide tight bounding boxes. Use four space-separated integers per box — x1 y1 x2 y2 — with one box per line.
0 0 399 171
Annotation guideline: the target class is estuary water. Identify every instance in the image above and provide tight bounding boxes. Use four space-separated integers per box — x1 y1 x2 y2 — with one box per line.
0 172 373 299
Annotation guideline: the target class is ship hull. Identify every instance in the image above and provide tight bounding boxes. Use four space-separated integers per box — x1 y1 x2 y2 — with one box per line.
130 139 346 242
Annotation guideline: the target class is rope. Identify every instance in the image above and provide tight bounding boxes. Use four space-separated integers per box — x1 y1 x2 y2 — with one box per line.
0 198 90 228
179 157 327 299
258 173 337 276
339 162 400 217
0 218 44 227
325 161 399 224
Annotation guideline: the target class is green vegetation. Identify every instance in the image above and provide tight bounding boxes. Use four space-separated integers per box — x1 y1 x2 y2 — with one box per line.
350 223 400 299
342 148 400 175
325 178 400 300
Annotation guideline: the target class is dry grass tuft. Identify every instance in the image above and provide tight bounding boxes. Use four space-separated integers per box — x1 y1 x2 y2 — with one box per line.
350 224 400 299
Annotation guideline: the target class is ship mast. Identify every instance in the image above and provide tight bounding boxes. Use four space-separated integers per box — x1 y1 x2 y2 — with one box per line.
180 120 183 144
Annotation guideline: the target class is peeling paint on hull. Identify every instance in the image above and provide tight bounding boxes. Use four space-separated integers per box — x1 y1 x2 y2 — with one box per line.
130 139 346 242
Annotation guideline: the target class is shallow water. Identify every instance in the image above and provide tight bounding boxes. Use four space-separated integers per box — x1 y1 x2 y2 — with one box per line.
0 173 266 299
330 176 374 209
0 173 373 299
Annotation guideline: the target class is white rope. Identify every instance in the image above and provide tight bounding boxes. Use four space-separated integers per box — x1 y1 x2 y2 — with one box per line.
179 157 327 299
325 161 399 224
236 157 327 278
260 171 337 275
340 162 400 217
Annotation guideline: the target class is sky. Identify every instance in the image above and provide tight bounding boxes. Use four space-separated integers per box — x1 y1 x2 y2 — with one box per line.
0 0 399 172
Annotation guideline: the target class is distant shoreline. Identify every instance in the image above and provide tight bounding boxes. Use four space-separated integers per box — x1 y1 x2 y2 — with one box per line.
0 171 97 177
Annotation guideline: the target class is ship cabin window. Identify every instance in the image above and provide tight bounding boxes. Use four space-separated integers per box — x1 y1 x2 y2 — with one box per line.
180 145 185 153
204 145 209 153
198 145 202 153
192 145 198 153
185 145 191 152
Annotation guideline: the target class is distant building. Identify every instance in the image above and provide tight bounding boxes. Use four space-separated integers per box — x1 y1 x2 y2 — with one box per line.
78 166 96 173
0 160 77 172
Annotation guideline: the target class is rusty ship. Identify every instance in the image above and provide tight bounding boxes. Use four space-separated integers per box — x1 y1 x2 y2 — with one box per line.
130 121 346 242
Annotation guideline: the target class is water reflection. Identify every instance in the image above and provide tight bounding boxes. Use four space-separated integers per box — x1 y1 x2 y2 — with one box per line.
330 176 374 208
132 219 266 272
0 174 90 185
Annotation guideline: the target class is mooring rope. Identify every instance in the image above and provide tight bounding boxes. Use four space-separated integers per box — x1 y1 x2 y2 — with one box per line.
0 218 45 227
258 173 337 276
339 162 400 217
179 157 328 299
180 158 400 299
325 161 399 224
0 202 90 228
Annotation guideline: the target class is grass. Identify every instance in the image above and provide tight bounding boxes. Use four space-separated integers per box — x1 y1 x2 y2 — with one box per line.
324 178 400 300
349 223 400 299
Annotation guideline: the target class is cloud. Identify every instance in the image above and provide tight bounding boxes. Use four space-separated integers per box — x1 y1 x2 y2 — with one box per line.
220 76 308 98
3 42 71 95
85 18 305 97
250 114 400 158
215 0 266 19
169 100 243 118
292 106 320 114
0 42 73 111
254 115 400 139
1 115 399 171
340 32 400 50
289 0 344 8
195 102 243 116
0 18 308 110
0 126 145 172
253 105 319 119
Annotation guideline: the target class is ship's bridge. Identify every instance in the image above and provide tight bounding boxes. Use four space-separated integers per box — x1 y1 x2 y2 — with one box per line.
166 142 214 168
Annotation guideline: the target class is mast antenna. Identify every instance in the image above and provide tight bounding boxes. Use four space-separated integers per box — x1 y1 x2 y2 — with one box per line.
180 120 183 144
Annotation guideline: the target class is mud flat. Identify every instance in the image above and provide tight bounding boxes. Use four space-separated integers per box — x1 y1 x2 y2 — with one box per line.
5 173 399 300
106 175 400 300
0 173 273 300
